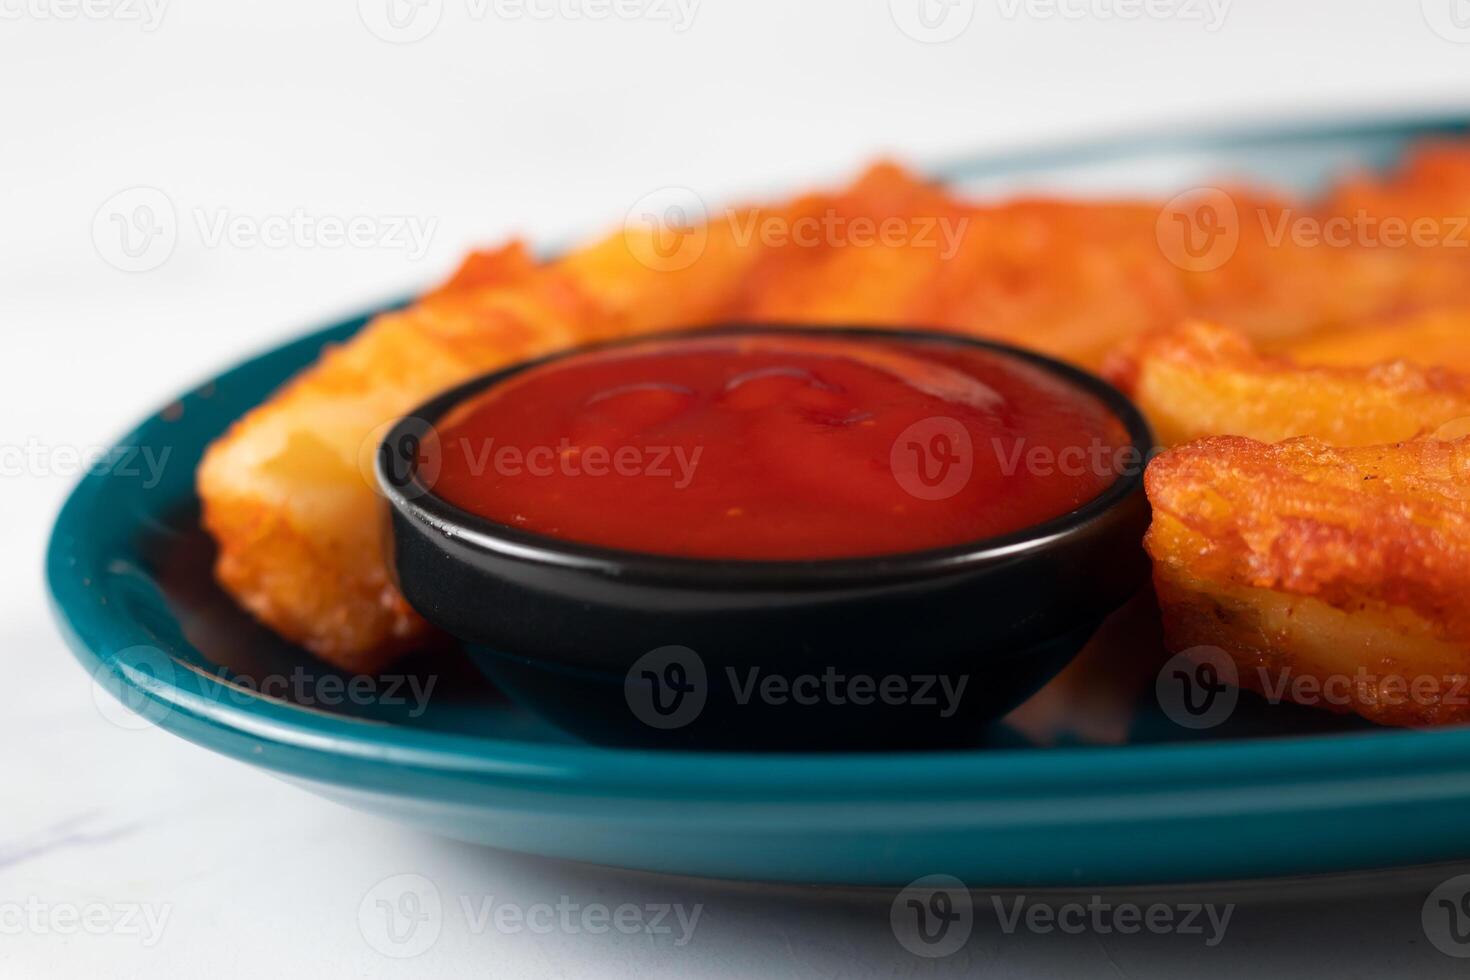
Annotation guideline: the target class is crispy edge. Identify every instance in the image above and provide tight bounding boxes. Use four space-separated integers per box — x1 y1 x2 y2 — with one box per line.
1145 435 1470 724
1103 320 1470 447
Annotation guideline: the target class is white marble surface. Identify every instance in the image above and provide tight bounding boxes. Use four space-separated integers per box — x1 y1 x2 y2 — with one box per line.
8 1 1470 974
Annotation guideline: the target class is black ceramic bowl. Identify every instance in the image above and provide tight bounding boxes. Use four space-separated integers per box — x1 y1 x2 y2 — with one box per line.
379 326 1154 750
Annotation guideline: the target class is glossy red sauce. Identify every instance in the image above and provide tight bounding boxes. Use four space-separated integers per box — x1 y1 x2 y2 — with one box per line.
428 334 1130 559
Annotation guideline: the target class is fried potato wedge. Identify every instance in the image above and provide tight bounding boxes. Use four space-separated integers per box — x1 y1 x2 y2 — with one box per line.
1146 435 1470 726
197 165 960 669
1282 306 1470 373
201 143 1470 671
1104 320 1470 448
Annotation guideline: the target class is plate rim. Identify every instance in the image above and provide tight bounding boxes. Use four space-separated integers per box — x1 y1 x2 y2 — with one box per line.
47 109 1470 808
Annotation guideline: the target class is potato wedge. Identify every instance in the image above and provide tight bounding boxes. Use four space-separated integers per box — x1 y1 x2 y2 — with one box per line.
1282 306 1470 373
1146 435 1470 726
200 143 1470 672
1104 320 1470 448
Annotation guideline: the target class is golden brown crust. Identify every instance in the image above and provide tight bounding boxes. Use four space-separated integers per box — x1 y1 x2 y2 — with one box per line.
201 143 1470 673
1145 435 1470 725
1105 320 1470 447
1146 435 1470 635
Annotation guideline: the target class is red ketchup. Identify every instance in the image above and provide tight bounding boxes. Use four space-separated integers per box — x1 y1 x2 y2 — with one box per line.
429 334 1130 559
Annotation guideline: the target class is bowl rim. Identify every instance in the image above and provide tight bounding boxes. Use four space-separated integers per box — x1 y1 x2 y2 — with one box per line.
378 324 1154 590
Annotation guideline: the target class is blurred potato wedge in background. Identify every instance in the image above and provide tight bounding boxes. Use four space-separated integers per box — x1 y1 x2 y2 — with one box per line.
1283 305 1470 373
1105 320 1470 448
1146 435 1470 726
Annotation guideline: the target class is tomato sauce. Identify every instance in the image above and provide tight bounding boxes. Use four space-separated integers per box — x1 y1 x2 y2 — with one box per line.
428 334 1131 559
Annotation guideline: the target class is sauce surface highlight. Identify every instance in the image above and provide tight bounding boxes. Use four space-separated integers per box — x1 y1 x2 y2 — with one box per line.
428 335 1130 559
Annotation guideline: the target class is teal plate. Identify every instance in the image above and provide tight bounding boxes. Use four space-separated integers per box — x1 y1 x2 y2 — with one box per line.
48 113 1470 887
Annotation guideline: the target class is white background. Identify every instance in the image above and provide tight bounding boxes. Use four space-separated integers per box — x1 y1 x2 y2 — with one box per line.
7 0 1470 975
